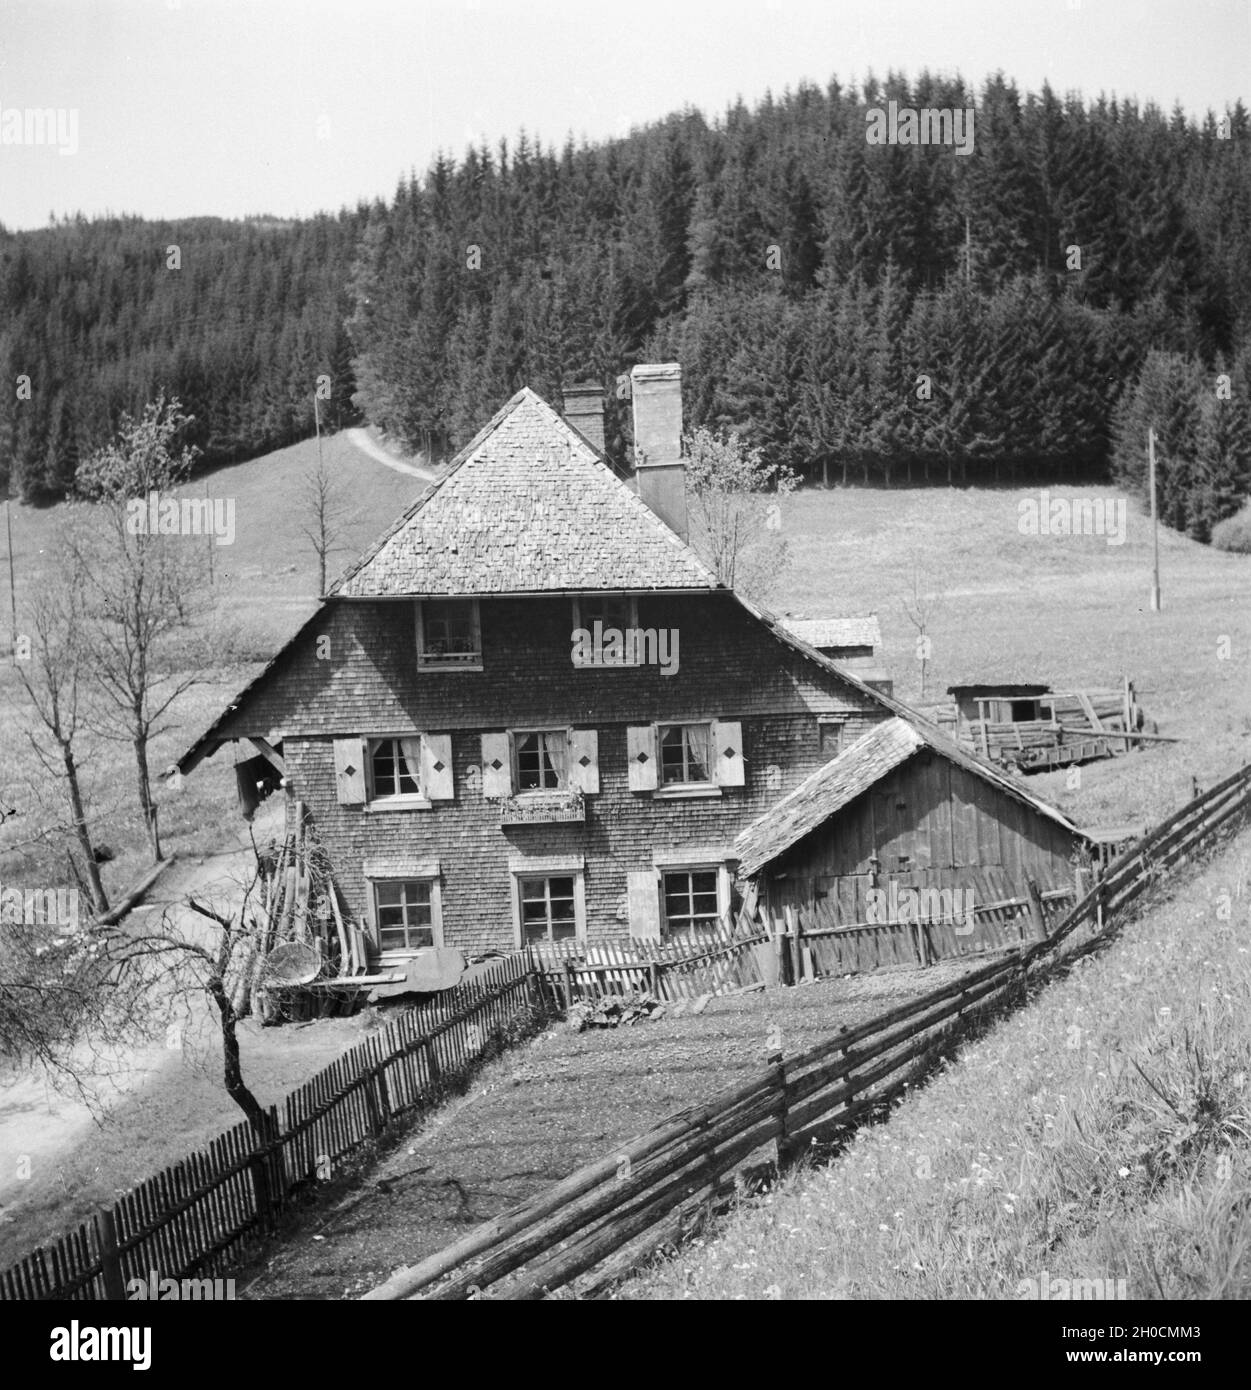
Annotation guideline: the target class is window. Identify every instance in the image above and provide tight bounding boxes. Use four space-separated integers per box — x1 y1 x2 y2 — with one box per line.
374 879 438 952
514 730 570 792
369 737 423 800
572 596 640 667
659 722 713 786
519 875 578 944
417 600 481 669
662 869 721 938
819 717 847 758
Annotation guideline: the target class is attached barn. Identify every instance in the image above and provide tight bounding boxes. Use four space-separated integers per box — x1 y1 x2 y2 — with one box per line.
734 716 1094 928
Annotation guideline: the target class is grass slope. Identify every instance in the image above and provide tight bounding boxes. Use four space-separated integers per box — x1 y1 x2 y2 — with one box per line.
619 822 1251 1301
0 430 422 899
775 485 1251 829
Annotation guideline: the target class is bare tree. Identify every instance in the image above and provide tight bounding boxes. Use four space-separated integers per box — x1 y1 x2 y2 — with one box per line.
0 904 164 1098
68 395 209 860
684 426 797 600
898 559 947 701
298 452 355 597
12 565 109 914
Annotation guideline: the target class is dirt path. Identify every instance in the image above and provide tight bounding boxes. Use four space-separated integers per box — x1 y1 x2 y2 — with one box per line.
0 804 371 1263
344 427 437 481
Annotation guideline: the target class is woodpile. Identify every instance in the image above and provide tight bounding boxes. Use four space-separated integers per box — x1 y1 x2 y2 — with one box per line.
224 797 353 1023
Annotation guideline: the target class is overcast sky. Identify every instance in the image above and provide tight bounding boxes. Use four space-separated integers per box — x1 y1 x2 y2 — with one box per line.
0 0 1246 231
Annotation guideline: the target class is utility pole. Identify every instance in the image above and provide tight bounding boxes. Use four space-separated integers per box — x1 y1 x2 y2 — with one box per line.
5 495 16 659
1148 427 1161 612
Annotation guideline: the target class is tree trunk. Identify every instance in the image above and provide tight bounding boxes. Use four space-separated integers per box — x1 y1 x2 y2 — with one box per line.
133 732 160 861
62 741 108 914
209 977 267 1133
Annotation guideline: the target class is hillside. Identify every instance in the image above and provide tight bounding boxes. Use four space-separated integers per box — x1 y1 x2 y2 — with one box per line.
0 429 427 905
619 817 1251 1300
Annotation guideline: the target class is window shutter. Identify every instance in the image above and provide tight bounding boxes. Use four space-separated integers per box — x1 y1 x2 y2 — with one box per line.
626 869 661 940
333 737 367 805
422 733 454 800
480 732 512 798
569 729 599 794
713 720 746 787
627 725 658 791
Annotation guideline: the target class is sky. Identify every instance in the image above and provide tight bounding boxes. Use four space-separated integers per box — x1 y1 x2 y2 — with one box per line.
0 0 1246 231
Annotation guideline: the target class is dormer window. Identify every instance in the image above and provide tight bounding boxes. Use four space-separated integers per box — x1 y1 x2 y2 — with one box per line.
417 600 481 670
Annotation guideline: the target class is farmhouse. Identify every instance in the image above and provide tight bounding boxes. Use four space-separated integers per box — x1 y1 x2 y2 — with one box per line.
734 715 1094 925
175 365 911 965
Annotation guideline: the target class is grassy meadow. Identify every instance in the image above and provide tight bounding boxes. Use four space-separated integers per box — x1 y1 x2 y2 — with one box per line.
773 484 1251 829
0 429 422 903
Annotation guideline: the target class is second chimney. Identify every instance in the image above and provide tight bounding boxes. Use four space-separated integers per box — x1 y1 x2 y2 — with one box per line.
563 379 606 454
630 362 687 540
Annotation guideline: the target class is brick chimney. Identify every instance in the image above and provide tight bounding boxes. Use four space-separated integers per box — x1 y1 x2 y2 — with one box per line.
630 363 687 540
562 379 605 454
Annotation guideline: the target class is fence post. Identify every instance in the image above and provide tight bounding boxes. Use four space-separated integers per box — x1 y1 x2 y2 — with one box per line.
563 960 575 1010
784 908 802 987
95 1207 126 1301
769 1053 789 1170
376 1064 392 1127
771 915 788 986
1025 878 1047 942
363 1071 384 1138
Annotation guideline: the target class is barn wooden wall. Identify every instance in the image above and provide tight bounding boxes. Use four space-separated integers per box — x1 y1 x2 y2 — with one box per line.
759 751 1081 922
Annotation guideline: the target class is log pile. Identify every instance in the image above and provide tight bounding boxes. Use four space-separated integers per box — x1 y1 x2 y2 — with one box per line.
223 798 354 1022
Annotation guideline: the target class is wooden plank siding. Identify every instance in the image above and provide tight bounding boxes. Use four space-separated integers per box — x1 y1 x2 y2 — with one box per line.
756 751 1081 924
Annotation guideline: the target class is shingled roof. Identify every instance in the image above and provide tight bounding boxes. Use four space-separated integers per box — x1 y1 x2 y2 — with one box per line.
329 388 720 597
734 715 1086 877
778 615 881 650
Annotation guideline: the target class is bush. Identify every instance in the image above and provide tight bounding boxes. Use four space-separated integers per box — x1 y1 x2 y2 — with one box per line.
1211 505 1251 553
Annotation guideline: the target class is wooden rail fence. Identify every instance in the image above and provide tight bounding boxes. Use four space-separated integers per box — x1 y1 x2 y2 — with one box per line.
0 952 543 1301
365 763 1251 1301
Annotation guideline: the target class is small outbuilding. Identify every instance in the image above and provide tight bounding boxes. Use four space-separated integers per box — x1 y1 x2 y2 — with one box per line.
779 614 892 695
734 716 1094 926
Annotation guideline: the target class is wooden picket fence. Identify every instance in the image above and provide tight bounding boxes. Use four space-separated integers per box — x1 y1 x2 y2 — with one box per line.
529 915 770 1006
0 952 544 1301
786 880 1077 978
365 762 1251 1301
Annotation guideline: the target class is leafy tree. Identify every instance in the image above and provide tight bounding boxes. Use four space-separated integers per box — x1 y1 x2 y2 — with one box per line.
684 425 796 600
